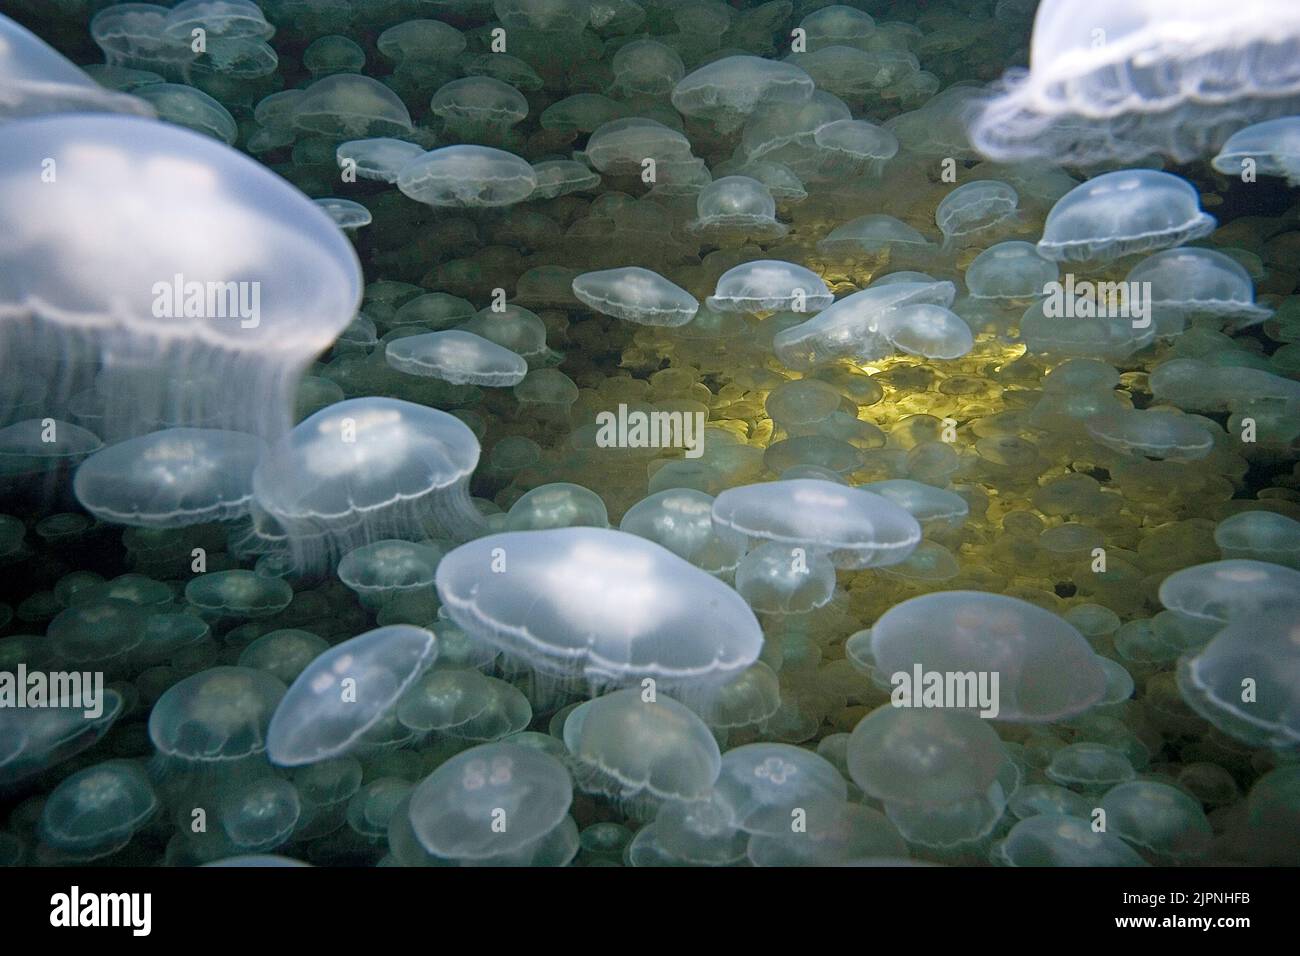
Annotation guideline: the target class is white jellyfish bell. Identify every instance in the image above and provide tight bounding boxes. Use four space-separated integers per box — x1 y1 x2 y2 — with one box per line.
0 113 362 443
968 0 1300 165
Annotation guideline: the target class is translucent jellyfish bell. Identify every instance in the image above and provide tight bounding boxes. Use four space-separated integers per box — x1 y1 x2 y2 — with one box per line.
874 304 974 360
397 145 537 208
711 479 921 570
0 13 156 123
1159 559 1300 626
563 689 721 816
968 0 1300 165
869 591 1107 722
687 177 788 243
335 138 426 184
408 742 572 861
430 76 528 139
435 528 762 695
714 743 848 836
38 759 158 860
847 706 1007 806
251 397 483 570
0 114 362 442
672 55 815 134
935 180 1019 249
1084 408 1215 461
266 625 437 767
148 666 286 765
1214 512 1300 568
965 241 1059 301
1036 170 1216 263
385 330 528 386
706 260 832 314
1124 248 1272 329
292 74 413 138
571 267 699 327
1213 117 1300 186
73 428 264 528
618 488 746 577
773 279 956 369
611 38 684 96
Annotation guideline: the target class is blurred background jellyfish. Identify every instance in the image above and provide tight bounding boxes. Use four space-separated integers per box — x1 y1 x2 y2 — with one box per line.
37 759 158 862
572 267 699 327
968 0 1300 165
252 397 483 571
0 114 361 442
397 145 537 208
0 13 156 122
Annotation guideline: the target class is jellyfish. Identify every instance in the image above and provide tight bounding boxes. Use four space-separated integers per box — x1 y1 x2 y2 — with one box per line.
386 330 528 387
617 488 746 577
292 74 414 138
376 19 466 64
965 241 1058 301
405 740 571 862
72 428 264 528
303 35 365 78
869 591 1107 722
505 483 608 531
629 792 749 867
0 13 155 123
251 397 483 570
571 267 699 327
711 479 921 570
266 625 438 767
1084 408 1216 461
713 743 848 836
734 540 837 616
396 669 530 741
672 55 816 134
1018 300 1157 361
809 118 899 177
773 279 956 369
995 814 1148 866
185 570 293 620
860 479 969 533
1100 780 1212 862
212 776 299 854
968 0 1300 165
1124 247 1272 331
90 3 196 80
611 38 684 96
0 114 362 443
874 304 974 360
313 197 371 231
397 145 537 208
798 5 877 50
38 759 158 860
816 214 936 261
1214 512 1300 568
935 180 1020 249
530 160 601 200
436 528 761 697
337 540 444 608
1213 117 1300 185
582 118 694 176
687 177 789 243
0 688 124 787
563 689 721 818
238 629 330 684
336 138 426 184
1176 607 1300 749
1045 742 1136 790
1035 170 1216 263
430 77 528 140
847 706 1008 808
148 666 286 768
706 261 832 315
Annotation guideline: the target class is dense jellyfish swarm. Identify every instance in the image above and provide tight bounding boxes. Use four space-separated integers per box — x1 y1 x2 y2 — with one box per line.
0 0 1298 870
